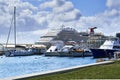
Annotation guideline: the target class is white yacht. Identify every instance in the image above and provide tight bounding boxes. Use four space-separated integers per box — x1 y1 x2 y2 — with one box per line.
90 39 120 58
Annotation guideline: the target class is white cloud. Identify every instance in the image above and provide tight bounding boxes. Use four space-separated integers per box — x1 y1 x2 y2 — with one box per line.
53 1 74 13
1 0 120 44
0 0 82 44
103 9 120 17
40 0 65 9
55 9 81 22
37 0 120 41
72 0 120 36
39 0 81 28
0 0 43 44
106 0 120 9
76 9 120 36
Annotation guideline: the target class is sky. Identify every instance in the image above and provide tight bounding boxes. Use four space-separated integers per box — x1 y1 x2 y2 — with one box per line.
0 0 120 44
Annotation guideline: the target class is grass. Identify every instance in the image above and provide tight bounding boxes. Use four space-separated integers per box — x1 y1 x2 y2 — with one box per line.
22 60 120 80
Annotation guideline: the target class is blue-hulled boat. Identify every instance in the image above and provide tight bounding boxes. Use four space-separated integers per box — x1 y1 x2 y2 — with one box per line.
90 39 120 58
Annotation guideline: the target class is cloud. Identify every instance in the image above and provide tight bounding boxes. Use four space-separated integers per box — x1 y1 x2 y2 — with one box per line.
106 0 120 9
0 0 48 43
39 0 81 27
72 0 120 36
0 0 82 43
103 9 120 17
1 0 120 44
40 0 65 9
52 1 74 13
53 9 80 22
36 0 120 41
76 10 120 36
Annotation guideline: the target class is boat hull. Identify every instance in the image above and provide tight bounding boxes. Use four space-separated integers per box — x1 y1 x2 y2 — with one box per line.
90 49 117 58
45 51 92 57
0 51 4 56
45 52 60 56
5 50 34 57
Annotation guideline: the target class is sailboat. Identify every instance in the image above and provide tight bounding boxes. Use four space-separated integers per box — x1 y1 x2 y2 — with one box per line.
5 6 34 57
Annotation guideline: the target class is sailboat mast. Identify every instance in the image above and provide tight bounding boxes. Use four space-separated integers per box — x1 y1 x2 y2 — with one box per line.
14 6 16 48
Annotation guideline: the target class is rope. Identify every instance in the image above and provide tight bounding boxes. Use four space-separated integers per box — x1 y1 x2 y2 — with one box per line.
5 14 14 49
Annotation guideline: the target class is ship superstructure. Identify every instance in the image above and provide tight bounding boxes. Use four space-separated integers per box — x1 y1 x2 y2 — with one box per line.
35 27 88 47
35 29 61 47
35 27 113 49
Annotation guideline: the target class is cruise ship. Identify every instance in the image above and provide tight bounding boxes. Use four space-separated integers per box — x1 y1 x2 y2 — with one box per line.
35 27 109 49
35 27 88 48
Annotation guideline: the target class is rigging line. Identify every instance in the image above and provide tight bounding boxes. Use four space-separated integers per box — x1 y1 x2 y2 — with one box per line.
6 13 14 48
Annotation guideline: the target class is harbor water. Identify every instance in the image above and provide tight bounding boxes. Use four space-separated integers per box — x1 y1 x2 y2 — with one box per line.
0 55 103 78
